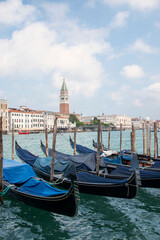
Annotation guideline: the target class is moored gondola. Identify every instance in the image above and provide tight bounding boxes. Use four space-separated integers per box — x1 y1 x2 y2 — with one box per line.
15 141 138 199
69 137 160 188
3 158 78 217
92 139 108 151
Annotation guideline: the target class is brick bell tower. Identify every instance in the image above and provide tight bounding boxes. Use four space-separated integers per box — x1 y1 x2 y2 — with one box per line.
59 78 69 115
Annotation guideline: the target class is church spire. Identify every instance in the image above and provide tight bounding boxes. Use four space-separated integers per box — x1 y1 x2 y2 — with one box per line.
61 78 68 92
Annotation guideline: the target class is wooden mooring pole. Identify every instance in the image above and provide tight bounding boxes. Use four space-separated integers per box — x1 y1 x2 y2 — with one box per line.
108 127 111 150
154 122 157 158
132 124 135 153
143 123 145 155
74 127 77 156
45 127 48 157
0 117 3 203
120 123 122 152
146 123 149 155
12 121 14 160
156 129 159 157
131 131 134 158
50 118 57 183
149 126 151 156
100 124 103 152
96 120 101 175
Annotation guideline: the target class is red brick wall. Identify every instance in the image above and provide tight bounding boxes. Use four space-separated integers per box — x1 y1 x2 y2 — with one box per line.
60 103 69 115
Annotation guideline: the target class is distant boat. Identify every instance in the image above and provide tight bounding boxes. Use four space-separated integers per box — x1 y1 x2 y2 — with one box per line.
18 129 29 135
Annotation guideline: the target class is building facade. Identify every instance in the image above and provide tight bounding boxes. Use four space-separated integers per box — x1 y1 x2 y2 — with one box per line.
44 111 75 130
97 114 132 129
8 106 44 132
81 114 132 129
59 78 69 115
8 106 75 132
0 99 8 132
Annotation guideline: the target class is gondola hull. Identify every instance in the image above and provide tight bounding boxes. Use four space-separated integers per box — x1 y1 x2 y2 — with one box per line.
24 167 137 198
59 172 137 199
4 181 77 217
105 162 160 188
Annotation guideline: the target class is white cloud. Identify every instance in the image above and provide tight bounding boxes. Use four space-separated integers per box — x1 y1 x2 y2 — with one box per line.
109 11 129 29
155 21 160 28
133 99 143 107
150 74 160 82
0 21 106 97
111 85 130 104
41 2 69 23
121 65 144 79
0 0 115 100
130 39 158 54
0 0 36 25
142 83 160 101
101 0 160 11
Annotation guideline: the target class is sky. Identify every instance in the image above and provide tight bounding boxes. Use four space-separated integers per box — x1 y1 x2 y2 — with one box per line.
0 0 160 120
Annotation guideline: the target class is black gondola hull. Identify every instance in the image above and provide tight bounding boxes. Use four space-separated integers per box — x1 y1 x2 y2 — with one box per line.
28 168 137 199
4 181 77 217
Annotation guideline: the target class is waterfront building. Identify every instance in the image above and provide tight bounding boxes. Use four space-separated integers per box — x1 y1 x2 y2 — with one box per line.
59 78 69 115
131 118 146 129
44 111 75 131
43 111 55 131
97 114 131 129
57 115 75 129
8 106 44 132
0 99 8 132
82 114 131 129
81 116 95 124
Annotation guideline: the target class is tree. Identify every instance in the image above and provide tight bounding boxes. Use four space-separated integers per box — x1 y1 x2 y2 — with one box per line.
69 114 84 126
69 114 79 123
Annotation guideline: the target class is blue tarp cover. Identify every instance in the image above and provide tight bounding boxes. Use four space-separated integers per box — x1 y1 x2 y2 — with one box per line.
16 143 77 179
120 155 132 161
150 161 160 168
77 171 128 184
41 142 107 171
104 156 122 164
18 178 67 196
3 159 68 197
16 147 38 166
33 157 76 177
3 159 37 184
110 165 160 180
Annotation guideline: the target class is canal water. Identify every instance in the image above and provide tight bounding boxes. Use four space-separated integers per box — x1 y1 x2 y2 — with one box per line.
0 130 160 240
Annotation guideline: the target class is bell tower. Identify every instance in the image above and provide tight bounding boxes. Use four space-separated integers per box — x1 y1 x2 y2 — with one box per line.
59 78 69 115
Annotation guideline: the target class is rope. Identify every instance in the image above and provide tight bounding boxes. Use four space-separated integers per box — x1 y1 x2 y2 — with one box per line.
0 185 12 197
39 177 64 186
73 183 80 201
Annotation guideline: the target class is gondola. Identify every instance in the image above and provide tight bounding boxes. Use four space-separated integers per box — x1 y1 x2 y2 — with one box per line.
70 137 158 166
70 137 153 166
93 139 160 162
15 141 138 199
69 137 160 188
92 139 108 151
3 158 78 217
